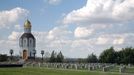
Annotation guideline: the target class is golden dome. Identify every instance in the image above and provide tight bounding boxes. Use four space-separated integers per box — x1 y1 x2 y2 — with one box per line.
24 20 31 28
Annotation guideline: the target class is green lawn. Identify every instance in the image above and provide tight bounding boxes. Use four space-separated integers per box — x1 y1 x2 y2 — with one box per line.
0 67 132 75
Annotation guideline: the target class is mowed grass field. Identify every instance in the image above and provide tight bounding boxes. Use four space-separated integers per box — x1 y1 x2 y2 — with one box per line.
0 67 133 75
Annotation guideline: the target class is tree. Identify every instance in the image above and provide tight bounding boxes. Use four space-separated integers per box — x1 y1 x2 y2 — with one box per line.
49 51 57 63
57 51 64 63
99 47 116 63
0 54 8 62
98 47 134 64
87 53 98 63
9 49 13 61
41 50 44 61
118 47 134 64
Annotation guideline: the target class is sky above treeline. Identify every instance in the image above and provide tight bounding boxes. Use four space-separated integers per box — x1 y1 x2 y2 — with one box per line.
0 0 134 58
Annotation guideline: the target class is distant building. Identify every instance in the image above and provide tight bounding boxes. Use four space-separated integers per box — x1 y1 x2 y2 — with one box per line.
19 20 36 60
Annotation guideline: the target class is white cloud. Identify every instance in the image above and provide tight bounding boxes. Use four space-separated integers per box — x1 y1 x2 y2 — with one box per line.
113 0 134 21
71 39 92 48
0 7 28 28
96 36 109 45
14 24 22 30
46 0 61 5
47 26 72 40
90 24 113 30
96 34 127 45
8 31 21 41
74 27 94 38
63 0 134 24
0 31 22 55
113 37 124 45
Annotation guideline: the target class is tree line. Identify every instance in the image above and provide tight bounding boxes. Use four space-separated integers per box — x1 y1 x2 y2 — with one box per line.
0 47 134 65
49 47 134 64
87 47 134 64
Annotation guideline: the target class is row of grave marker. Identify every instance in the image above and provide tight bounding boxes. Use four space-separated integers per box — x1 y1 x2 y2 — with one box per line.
24 63 131 73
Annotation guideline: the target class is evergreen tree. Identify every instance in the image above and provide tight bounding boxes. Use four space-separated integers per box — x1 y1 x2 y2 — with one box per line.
87 53 98 63
118 47 134 64
57 51 64 63
99 47 116 63
49 51 57 63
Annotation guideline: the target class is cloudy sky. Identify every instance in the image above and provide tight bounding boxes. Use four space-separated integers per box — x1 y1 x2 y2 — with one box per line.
0 0 134 58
